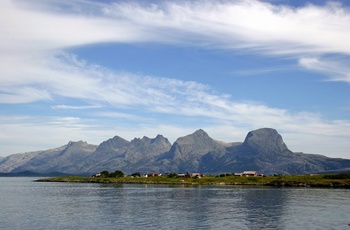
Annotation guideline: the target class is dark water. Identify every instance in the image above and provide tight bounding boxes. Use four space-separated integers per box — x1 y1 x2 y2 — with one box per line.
0 177 349 229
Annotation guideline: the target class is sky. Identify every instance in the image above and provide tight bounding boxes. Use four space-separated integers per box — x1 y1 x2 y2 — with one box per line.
0 0 349 159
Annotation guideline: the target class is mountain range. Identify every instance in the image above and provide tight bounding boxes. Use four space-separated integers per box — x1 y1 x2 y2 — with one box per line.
0 128 349 175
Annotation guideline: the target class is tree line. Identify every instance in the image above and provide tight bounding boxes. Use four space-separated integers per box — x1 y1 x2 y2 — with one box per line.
99 170 124 178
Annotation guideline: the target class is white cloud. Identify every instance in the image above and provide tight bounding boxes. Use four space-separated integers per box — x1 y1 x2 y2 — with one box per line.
0 0 349 86
0 0 349 158
1 0 349 54
51 105 102 110
0 0 146 52
230 66 295 76
0 86 52 104
299 57 350 83
101 0 350 54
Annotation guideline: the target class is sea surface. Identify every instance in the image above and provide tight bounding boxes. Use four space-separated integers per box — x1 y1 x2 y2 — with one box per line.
0 177 349 230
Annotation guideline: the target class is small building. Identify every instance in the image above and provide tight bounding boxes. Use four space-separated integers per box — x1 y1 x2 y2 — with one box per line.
243 171 257 177
92 173 101 178
147 173 161 177
234 173 243 177
191 173 201 178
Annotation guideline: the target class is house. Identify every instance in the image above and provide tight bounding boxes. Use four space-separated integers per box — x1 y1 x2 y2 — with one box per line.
92 173 101 178
234 173 243 177
147 173 162 177
243 171 257 177
191 173 201 178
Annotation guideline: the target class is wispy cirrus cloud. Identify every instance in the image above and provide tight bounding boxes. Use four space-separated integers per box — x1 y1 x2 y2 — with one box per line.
299 57 350 83
51 105 102 110
100 0 350 54
230 66 296 76
2 0 350 54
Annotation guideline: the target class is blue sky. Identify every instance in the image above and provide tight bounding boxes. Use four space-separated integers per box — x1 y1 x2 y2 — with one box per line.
0 0 349 158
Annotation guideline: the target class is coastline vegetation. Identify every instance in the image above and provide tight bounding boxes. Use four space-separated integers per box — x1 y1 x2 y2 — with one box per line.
36 172 350 188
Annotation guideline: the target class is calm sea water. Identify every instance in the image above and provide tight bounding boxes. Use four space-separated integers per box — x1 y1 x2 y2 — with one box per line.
0 177 349 230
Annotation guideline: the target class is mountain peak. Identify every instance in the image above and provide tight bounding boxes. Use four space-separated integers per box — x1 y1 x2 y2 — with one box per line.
124 134 172 163
94 135 129 154
193 129 208 136
243 128 288 152
66 140 88 147
177 129 210 142
167 129 224 162
155 134 165 139
152 134 170 145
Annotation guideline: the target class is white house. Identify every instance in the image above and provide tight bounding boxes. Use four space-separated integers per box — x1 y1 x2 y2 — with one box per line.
243 171 257 177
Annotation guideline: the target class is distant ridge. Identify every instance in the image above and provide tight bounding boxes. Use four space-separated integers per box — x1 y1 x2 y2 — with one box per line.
1 128 349 175
0 171 74 177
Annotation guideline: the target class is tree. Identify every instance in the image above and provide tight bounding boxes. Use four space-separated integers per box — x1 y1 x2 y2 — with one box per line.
167 173 177 178
100 170 110 177
110 170 124 178
131 172 141 177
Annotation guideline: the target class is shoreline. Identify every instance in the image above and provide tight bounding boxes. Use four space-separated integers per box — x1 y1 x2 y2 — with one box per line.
35 175 350 188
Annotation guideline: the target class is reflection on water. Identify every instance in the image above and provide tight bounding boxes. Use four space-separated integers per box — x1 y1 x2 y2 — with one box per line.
239 188 287 229
0 178 349 230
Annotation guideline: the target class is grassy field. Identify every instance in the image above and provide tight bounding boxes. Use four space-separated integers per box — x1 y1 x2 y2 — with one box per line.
37 173 350 188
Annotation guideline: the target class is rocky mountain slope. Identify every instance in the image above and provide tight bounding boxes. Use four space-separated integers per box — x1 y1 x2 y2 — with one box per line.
200 129 350 174
0 128 349 175
79 134 172 174
9 141 97 174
